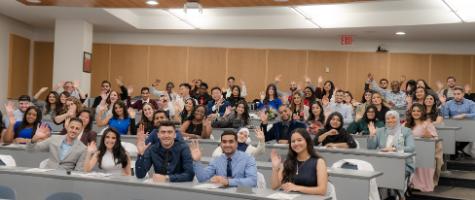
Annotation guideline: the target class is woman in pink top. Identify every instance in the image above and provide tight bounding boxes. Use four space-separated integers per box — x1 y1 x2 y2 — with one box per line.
405 103 443 192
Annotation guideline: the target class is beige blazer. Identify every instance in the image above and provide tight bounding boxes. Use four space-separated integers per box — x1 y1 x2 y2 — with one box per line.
27 135 86 171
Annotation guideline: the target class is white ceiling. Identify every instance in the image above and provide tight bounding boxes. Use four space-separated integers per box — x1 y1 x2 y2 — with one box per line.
1 0 475 41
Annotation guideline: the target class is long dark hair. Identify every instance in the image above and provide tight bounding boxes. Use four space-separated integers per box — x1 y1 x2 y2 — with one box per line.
282 128 320 183
290 92 304 114
180 98 197 122
14 106 42 138
424 94 439 121
230 85 241 98
322 112 344 132
303 86 316 102
361 90 373 104
112 100 129 119
0 112 4 133
417 79 432 90
405 103 427 129
322 80 335 99
264 84 278 101
235 100 250 125
362 105 378 123
45 91 61 115
141 103 155 127
97 128 129 169
188 105 207 121
307 101 325 124
78 109 93 132
405 80 417 96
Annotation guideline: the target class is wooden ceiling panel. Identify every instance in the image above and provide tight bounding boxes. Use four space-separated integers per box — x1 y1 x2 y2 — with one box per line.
18 0 370 8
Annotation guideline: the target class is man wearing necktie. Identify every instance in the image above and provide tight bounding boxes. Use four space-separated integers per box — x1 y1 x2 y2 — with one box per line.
191 130 257 187
135 121 194 182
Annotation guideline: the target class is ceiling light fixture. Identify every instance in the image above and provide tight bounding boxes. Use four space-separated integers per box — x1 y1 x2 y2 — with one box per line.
184 0 203 15
26 0 42 3
146 0 159 6
166 10 199 29
395 31 406 36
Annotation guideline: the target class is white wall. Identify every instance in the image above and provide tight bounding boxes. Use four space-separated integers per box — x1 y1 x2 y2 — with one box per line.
0 13 34 112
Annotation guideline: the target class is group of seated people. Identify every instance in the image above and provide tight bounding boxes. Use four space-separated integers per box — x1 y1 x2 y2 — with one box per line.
1 73 475 199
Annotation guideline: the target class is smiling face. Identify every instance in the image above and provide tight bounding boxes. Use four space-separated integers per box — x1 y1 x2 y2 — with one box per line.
232 87 240 97
142 104 154 119
109 91 119 103
290 132 307 155
323 82 332 91
153 112 168 127
415 88 426 100
158 125 176 149
236 103 245 115
18 101 30 112
293 93 302 105
66 121 83 140
47 93 57 104
311 103 322 116
386 114 398 128
411 106 423 120
303 88 312 98
329 115 342 129
78 112 90 128
424 95 435 107
25 108 38 124
343 92 352 103
101 82 111 93
211 89 222 101
279 106 291 121
114 103 124 117
220 134 238 156
141 89 150 100
237 131 248 143
335 91 344 103
364 91 372 102
184 99 194 112
366 108 376 120
371 93 383 105
193 106 205 120
59 94 68 104
104 131 117 150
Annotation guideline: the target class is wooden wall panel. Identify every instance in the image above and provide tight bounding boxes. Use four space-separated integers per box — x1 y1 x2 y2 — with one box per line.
347 52 388 100
227 48 267 100
8 34 31 99
32 41 54 100
109 44 148 97
307 51 348 91
149 45 188 98
266 49 307 94
90 44 111 97
430 54 472 89
188 47 227 89
388 53 430 84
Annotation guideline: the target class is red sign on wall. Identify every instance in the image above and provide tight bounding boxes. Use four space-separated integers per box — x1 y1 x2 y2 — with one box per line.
340 35 353 45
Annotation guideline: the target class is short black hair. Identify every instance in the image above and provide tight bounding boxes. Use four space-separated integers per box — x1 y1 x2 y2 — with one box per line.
154 109 170 120
379 78 389 83
179 83 192 90
200 82 209 89
18 95 31 102
158 120 176 130
141 87 149 93
211 87 222 93
227 76 235 81
220 130 237 141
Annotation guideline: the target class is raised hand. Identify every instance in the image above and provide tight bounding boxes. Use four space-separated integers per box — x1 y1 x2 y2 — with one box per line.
128 108 136 119
274 74 283 83
435 80 444 91
87 141 97 154
173 101 183 113
35 123 51 140
438 95 446 105
317 76 324 86
367 73 374 82
223 106 233 117
270 149 282 169
464 84 471 94
321 97 330 106
240 80 246 86
127 86 134 96
259 91 265 101
368 121 376 136
115 76 124 86
189 139 202 161
255 128 265 143
304 76 311 84
39 87 49 93
399 75 406 83
152 79 161 88
136 124 150 155
73 80 80 89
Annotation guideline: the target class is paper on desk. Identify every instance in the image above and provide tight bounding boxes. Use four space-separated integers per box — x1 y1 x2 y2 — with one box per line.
24 168 54 173
193 183 222 189
267 192 301 200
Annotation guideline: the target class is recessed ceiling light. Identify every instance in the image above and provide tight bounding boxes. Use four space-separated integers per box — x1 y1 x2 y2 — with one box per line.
146 0 159 6
395 31 406 36
26 0 42 3
273 0 289 2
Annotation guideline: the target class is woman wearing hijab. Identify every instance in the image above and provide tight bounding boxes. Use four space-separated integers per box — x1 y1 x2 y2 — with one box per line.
367 110 415 199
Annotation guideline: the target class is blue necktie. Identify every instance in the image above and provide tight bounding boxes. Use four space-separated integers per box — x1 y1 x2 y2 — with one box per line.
226 158 232 178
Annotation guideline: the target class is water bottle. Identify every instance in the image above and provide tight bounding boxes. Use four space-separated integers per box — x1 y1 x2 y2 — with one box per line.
396 133 405 153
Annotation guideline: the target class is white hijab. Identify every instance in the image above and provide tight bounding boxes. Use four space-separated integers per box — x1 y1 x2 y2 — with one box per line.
385 111 402 148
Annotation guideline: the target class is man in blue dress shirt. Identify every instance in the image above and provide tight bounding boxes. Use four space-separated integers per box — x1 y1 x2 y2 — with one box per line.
190 130 257 187
441 86 475 120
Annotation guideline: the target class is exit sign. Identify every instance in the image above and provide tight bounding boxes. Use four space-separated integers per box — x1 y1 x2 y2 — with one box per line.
340 35 353 45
